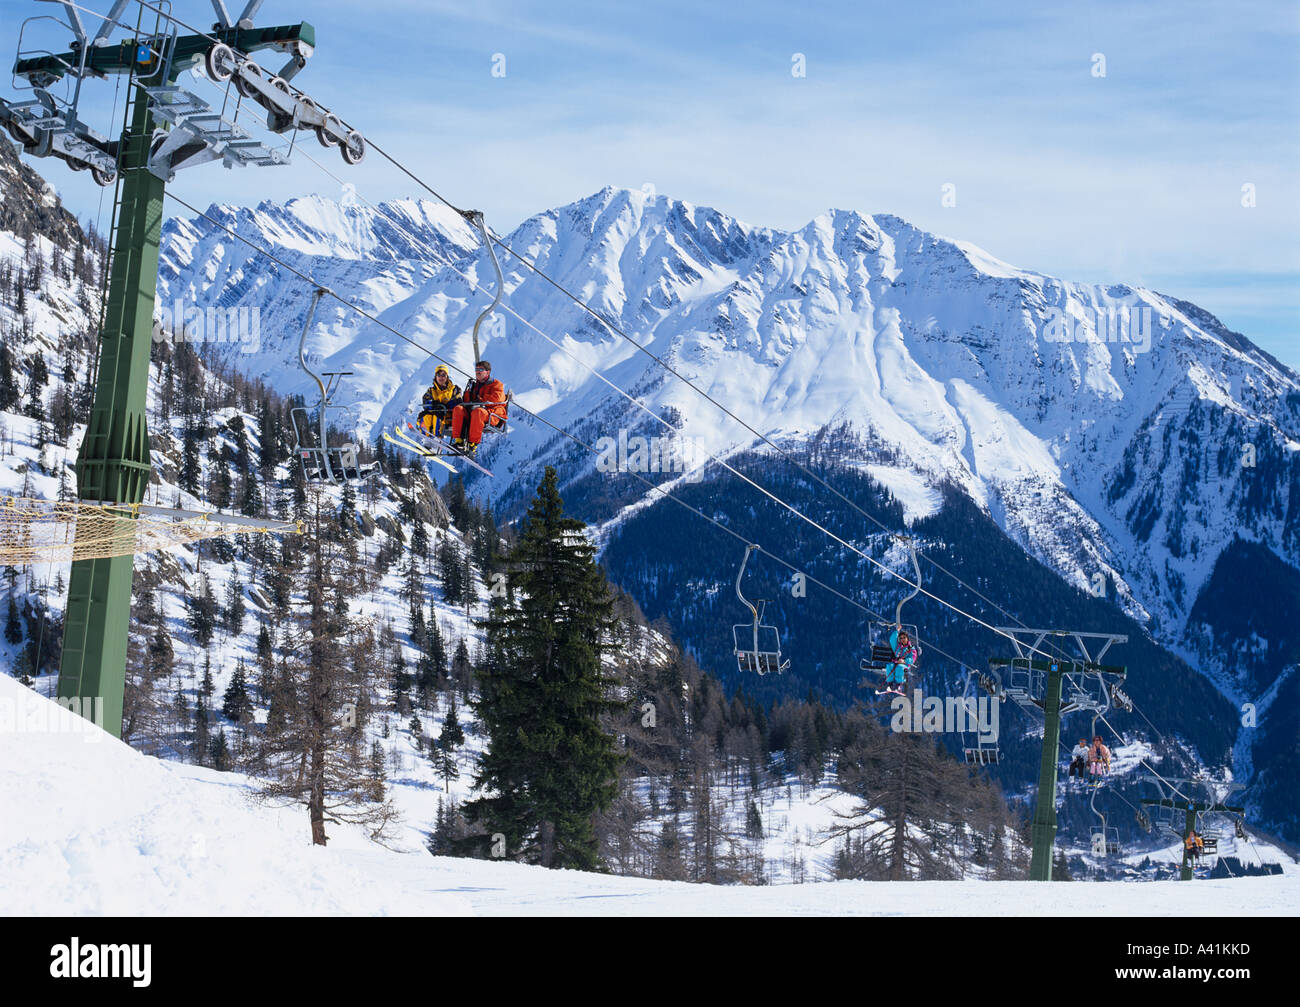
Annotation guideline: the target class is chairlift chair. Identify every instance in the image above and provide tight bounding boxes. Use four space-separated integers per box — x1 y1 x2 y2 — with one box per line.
731 545 789 675
1090 826 1122 857
963 745 1000 767
860 536 923 677
958 666 1000 766
860 622 920 674
290 288 370 483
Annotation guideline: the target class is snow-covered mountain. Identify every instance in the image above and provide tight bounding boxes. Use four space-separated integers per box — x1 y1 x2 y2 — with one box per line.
157 185 1300 677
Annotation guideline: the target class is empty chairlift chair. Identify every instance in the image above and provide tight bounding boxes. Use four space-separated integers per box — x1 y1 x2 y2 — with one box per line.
731 545 789 676
289 288 368 483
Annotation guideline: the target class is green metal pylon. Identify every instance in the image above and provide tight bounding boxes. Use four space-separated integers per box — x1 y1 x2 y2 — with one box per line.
1028 665 1064 880
8 9 323 738
56 74 164 738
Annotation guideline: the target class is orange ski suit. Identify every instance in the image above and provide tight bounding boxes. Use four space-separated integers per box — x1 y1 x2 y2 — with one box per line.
451 377 507 445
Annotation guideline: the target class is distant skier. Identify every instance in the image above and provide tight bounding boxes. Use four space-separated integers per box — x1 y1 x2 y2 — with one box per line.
417 364 461 437
878 625 919 695
1068 739 1090 780
450 360 507 455
1184 830 1205 859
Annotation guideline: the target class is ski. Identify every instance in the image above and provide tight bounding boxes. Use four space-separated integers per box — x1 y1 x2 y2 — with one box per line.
388 423 495 478
383 430 457 472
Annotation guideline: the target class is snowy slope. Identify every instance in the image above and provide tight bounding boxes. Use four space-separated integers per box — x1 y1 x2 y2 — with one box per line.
2 674 1295 916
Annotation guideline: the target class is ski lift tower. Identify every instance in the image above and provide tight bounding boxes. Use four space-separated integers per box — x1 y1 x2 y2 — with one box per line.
988 627 1129 881
1 1 366 738
1140 777 1246 881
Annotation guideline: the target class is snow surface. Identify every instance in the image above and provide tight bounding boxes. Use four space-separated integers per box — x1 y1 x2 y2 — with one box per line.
3 675 1296 917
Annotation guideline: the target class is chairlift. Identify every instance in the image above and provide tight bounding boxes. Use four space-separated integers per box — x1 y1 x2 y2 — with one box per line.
860 536 922 677
289 287 370 483
465 210 512 438
958 666 1000 766
1089 787 1122 856
1090 825 1122 857
731 544 789 675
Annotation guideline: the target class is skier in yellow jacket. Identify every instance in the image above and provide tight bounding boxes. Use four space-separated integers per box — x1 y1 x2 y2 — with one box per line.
417 365 461 437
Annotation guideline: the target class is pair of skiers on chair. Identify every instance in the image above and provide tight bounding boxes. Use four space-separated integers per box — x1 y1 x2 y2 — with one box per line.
417 360 506 455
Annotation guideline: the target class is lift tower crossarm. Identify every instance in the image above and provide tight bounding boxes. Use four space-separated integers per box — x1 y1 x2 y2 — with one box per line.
13 21 315 81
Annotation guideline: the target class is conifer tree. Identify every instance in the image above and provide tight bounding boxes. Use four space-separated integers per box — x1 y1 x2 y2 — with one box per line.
24 351 48 419
224 575 246 636
4 595 22 645
222 659 254 723
464 467 626 869
209 728 230 771
440 697 465 750
188 574 218 648
193 694 211 763
0 341 19 411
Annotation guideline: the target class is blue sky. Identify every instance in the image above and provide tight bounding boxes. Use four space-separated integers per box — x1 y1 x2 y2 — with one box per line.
3 0 1297 367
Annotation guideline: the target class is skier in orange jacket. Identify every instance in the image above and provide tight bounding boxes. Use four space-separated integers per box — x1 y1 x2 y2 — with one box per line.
450 360 507 454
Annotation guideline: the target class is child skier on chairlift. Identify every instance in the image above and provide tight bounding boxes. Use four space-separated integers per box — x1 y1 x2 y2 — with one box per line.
880 625 920 695
1088 735 1111 783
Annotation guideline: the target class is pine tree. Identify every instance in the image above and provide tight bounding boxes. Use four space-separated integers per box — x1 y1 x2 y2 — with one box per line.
193 694 211 764
24 351 48 419
200 653 215 701
4 595 22 645
440 697 465 750
180 413 203 495
187 574 218 648
0 341 19 411
148 626 174 680
222 660 254 724
426 796 464 856
209 728 230 771
434 736 459 792
433 698 465 793
464 467 627 870
224 575 246 636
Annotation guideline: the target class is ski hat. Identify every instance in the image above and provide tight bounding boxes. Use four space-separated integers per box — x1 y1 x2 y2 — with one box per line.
434 364 450 380
475 360 491 372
